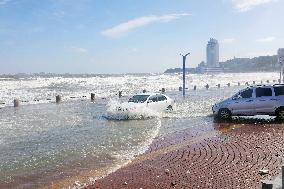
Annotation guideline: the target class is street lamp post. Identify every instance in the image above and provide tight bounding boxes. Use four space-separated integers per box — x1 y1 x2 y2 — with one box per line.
280 57 284 83
180 53 190 98
278 49 284 83
281 62 283 83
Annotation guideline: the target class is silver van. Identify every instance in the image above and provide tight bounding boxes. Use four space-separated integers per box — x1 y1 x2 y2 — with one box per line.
212 84 284 119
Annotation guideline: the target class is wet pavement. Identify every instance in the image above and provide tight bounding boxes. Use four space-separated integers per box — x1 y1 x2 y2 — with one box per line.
87 118 284 189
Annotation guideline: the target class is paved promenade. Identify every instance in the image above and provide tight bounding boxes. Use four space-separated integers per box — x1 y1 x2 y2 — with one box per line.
87 121 284 189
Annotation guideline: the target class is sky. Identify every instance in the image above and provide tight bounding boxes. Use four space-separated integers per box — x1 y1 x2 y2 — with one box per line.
0 0 283 74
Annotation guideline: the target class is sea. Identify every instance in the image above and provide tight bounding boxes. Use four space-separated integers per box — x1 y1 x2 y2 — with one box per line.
0 72 279 188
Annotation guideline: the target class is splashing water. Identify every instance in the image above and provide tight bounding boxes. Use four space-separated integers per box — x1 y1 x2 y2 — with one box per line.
103 99 161 120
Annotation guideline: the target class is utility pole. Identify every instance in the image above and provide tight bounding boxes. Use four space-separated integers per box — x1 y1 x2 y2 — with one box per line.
180 53 190 98
278 49 284 83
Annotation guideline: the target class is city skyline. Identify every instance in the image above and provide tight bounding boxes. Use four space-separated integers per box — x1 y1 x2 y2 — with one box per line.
0 0 283 74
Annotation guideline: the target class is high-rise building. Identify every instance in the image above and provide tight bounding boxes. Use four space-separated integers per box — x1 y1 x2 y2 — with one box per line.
206 38 219 67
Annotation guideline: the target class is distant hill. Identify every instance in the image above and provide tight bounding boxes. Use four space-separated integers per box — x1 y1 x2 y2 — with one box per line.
164 68 196 73
220 55 279 72
164 55 280 73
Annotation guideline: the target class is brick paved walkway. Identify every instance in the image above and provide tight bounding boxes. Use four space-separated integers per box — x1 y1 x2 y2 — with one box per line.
87 123 284 189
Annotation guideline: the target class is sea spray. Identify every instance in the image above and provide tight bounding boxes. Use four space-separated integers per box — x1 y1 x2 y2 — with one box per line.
103 99 161 120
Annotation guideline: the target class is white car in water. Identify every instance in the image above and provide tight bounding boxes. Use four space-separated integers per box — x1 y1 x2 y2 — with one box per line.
212 84 284 119
117 93 174 112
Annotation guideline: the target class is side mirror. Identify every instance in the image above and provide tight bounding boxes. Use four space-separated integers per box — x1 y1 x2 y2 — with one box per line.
147 100 153 103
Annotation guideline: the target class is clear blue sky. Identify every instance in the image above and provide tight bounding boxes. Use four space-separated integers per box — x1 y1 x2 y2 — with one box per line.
0 0 283 74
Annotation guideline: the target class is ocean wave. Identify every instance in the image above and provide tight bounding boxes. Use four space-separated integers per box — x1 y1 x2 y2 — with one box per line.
0 72 279 108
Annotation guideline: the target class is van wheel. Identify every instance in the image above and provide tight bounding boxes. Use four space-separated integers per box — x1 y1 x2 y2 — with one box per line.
166 105 173 111
276 107 284 120
218 108 232 120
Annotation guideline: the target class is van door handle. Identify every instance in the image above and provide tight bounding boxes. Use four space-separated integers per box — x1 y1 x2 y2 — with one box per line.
259 100 266 101
246 100 253 102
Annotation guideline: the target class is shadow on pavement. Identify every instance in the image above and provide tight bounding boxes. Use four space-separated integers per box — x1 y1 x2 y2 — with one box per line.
213 116 284 125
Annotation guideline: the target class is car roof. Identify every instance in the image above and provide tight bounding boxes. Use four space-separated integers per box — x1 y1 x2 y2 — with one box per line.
133 93 164 96
248 84 284 88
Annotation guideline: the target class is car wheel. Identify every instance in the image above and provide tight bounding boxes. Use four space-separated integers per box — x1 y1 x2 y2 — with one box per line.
166 105 173 111
218 108 232 120
276 107 284 120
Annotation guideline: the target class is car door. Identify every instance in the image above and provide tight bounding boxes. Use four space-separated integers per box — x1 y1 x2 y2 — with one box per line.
230 88 255 115
157 95 168 110
273 86 284 108
147 95 159 111
255 87 275 114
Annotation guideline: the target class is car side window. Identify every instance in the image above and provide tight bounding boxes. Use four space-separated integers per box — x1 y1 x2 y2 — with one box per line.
274 86 284 96
256 88 272 97
149 95 158 102
157 95 167 101
240 89 253 98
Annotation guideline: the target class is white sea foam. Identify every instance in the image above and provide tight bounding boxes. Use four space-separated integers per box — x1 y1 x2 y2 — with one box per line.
0 72 279 108
103 99 161 120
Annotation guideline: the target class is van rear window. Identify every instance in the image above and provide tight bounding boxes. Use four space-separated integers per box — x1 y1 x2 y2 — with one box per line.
274 86 284 96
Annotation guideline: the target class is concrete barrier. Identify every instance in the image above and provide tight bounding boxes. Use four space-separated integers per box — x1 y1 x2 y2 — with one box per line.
13 99 20 107
56 95 61 103
91 93 95 101
205 84 209 90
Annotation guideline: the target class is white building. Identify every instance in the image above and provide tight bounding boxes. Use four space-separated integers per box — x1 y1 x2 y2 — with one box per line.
206 38 219 67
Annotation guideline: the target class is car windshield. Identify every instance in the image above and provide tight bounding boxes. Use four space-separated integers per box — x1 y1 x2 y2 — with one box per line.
128 95 150 103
